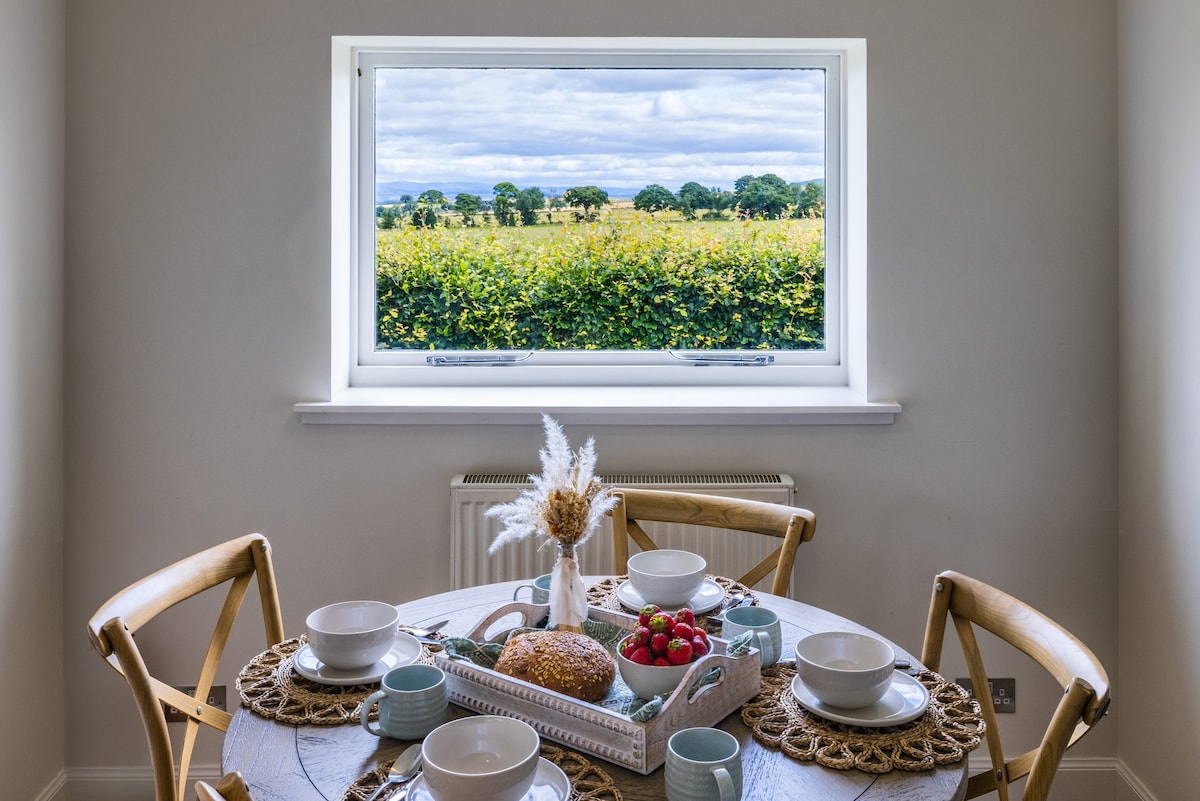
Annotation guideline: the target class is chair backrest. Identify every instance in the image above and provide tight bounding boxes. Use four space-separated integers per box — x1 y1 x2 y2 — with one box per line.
87 534 285 801
609 488 816 597
196 772 254 801
920 570 1110 801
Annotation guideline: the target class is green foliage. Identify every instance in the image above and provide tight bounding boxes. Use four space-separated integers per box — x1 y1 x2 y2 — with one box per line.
375 217 825 351
454 193 481 226
563 186 610 220
516 187 546 226
633 184 676 214
493 182 519 227
735 173 793 219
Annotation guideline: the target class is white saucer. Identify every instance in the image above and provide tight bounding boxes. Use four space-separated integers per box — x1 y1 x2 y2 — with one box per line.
616 578 726 614
293 631 421 686
404 757 569 801
790 672 931 727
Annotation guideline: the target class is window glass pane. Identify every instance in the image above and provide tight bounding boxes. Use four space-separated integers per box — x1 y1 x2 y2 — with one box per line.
371 66 827 355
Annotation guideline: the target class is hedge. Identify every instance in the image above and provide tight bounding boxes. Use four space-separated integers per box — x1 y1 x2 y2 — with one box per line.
375 217 824 351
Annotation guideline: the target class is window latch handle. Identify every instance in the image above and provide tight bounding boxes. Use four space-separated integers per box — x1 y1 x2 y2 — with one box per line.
425 351 535 366
667 349 775 366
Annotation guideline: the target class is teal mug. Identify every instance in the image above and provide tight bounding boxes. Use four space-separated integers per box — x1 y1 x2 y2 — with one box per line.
665 727 743 801
512 573 552 605
720 605 783 667
361 664 448 740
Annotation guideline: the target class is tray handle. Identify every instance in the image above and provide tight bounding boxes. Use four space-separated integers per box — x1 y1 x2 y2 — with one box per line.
463 601 549 643
658 652 733 712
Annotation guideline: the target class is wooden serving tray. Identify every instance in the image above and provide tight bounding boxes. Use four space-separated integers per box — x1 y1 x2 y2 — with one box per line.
436 602 762 774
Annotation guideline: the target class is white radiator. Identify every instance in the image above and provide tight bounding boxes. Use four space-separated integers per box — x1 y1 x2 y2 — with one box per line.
450 473 795 592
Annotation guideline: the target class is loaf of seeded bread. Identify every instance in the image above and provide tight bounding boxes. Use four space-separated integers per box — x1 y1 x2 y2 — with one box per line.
494 630 616 702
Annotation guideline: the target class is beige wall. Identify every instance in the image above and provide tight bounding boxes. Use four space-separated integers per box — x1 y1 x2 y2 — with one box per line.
62 0 1130 797
1 0 66 797
1118 1 1200 800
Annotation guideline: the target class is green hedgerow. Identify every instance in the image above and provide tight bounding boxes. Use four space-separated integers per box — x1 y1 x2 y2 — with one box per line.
375 216 824 351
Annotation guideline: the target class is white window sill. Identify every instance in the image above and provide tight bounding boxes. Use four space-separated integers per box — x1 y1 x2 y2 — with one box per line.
294 386 900 425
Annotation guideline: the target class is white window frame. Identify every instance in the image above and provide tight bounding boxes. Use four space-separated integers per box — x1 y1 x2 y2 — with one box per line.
304 36 898 424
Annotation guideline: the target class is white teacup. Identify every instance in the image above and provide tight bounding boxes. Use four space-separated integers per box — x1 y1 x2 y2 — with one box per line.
361 664 448 740
305 600 400 670
421 715 541 801
720 605 783 667
512 573 552 605
627 549 707 609
665 727 743 801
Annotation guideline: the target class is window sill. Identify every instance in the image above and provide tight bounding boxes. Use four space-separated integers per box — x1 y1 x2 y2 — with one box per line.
294 386 900 425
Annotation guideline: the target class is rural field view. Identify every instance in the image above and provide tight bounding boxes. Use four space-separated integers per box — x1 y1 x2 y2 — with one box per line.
370 65 829 353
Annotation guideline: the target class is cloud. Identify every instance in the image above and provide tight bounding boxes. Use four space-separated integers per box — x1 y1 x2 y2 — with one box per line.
373 67 827 193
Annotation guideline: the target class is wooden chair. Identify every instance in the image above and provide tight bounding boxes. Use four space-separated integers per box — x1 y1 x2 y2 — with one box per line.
921 570 1111 801
87 533 285 801
609 488 816 597
195 772 253 801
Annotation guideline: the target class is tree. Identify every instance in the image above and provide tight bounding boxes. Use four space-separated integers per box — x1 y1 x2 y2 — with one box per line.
492 182 518 226
411 189 446 228
633 184 676 215
563 185 609 220
516 186 546 226
376 205 398 230
454 193 482 226
790 180 824 218
735 173 792 219
675 182 713 220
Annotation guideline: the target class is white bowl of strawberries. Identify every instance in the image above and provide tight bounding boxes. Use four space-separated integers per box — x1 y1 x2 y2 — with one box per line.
616 604 712 699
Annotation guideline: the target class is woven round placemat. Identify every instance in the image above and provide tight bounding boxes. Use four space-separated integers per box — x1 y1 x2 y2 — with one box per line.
236 635 440 725
586 574 756 634
741 664 985 774
343 742 622 801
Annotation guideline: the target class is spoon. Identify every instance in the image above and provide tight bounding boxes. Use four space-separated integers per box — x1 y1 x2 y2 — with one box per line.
365 744 422 801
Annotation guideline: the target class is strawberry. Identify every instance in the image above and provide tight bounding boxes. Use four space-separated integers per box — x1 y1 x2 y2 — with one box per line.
653 656 672 667
621 637 640 659
650 631 670 657
648 612 675 634
667 638 694 665
672 621 694 641
675 608 696 626
692 627 708 646
631 625 652 647
629 645 652 665
691 634 709 658
638 604 661 627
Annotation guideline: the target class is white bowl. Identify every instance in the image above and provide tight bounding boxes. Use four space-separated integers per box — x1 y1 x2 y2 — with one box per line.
421 715 541 801
305 600 401 670
627 549 707 609
616 646 693 699
795 631 895 709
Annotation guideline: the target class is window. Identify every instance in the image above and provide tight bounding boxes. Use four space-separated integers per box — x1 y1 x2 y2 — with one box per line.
315 37 891 423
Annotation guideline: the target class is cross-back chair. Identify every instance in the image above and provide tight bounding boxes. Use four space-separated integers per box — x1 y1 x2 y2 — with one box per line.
195 772 253 801
609 488 816 597
921 569 1110 801
87 533 284 801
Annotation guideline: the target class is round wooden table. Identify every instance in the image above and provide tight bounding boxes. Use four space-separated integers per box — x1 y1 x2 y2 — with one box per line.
223 579 967 801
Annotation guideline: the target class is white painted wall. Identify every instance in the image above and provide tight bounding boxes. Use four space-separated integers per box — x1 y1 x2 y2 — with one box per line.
1 0 65 797
62 0 1128 797
1118 1 1200 800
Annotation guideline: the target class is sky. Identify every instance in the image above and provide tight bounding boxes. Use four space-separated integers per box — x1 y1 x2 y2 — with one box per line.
374 67 826 199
